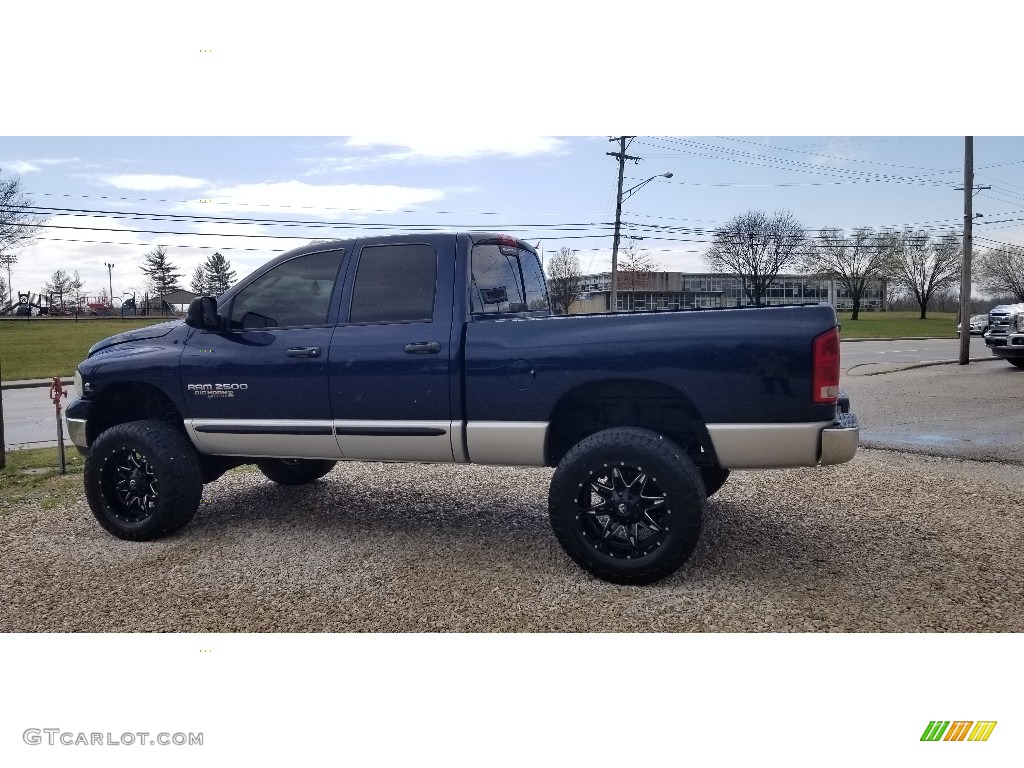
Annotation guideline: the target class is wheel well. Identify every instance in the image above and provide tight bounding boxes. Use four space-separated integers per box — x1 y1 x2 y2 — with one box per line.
545 380 719 467
86 383 184 445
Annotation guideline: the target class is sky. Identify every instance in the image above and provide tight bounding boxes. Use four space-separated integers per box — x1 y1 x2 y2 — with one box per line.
4 135 1024 304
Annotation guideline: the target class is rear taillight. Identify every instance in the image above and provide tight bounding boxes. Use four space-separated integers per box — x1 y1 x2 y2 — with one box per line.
812 327 840 404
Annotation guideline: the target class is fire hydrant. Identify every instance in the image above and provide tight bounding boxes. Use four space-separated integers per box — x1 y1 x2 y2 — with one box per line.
49 377 68 474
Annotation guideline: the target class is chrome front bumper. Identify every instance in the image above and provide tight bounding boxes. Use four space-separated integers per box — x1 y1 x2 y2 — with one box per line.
65 398 90 449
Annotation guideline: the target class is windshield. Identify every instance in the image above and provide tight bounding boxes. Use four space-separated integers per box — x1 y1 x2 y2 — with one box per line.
470 244 550 314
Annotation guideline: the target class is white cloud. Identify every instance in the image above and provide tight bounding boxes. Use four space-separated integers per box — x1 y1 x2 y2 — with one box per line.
300 137 568 176
5 161 41 174
102 174 210 191
343 136 567 162
2 157 80 174
173 181 445 217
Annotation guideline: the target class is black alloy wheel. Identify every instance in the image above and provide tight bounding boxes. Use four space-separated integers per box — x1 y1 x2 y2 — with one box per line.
84 420 203 541
101 446 160 523
549 427 706 585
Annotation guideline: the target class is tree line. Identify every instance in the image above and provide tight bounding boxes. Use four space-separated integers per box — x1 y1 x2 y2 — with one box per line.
548 208 1024 319
704 208 1022 320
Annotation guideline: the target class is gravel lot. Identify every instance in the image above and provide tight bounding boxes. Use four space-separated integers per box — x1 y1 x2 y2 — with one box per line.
2 448 1022 632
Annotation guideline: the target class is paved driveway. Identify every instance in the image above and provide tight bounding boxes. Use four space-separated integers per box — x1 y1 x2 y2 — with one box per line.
842 353 1024 464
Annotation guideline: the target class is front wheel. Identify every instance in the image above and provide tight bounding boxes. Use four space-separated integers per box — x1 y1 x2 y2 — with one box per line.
548 427 706 585
257 458 336 485
1008 358 1024 369
84 420 203 541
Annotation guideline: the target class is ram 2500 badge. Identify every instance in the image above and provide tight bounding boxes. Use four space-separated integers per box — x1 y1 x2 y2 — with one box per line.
67 233 859 584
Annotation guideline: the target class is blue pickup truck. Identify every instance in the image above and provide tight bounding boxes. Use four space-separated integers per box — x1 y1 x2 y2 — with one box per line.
67 233 858 584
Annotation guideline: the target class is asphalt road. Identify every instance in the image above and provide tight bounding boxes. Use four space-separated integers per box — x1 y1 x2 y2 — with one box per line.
841 334 988 371
843 352 1024 464
0 386 70 450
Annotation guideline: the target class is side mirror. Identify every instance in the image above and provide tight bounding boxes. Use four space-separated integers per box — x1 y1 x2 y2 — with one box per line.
186 296 221 330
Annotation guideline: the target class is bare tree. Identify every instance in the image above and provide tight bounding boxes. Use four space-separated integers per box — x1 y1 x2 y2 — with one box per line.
704 209 807 305
975 245 1024 303
546 247 584 315
617 242 660 292
888 229 962 320
802 227 893 320
45 269 85 311
1 169 48 260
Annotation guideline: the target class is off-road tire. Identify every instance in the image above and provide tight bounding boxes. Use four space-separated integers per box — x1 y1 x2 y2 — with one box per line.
548 427 706 585
84 420 203 541
257 458 336 485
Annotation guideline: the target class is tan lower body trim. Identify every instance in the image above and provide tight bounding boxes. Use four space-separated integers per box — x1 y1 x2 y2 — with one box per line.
705 421 833 469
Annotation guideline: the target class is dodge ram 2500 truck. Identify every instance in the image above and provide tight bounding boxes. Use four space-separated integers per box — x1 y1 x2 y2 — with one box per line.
67 233 859 584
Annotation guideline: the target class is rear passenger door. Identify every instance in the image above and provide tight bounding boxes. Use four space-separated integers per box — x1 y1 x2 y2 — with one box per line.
328 239 458 462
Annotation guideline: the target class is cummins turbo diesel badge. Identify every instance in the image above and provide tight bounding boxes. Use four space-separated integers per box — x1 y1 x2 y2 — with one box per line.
188 383 248 397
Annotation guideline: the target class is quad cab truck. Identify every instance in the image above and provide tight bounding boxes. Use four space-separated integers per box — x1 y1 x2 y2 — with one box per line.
984 303 1024 368
68 233 859 584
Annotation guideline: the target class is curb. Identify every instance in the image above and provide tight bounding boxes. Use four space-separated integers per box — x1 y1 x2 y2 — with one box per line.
848 357 1000 376
1 377 74 391
842 336 959 342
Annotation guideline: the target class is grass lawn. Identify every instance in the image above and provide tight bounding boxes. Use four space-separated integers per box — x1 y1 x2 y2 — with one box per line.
0 318 172 381
0 446 84 514
837 311 958 339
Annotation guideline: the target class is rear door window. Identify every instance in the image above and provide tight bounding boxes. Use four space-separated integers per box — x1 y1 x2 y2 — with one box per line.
349 243 437 323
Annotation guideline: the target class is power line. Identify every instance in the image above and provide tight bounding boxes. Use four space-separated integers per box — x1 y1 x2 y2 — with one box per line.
640 137 962 185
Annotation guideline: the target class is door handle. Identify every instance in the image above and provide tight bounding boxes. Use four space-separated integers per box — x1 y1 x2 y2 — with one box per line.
404 341 441 355
286 346 321 358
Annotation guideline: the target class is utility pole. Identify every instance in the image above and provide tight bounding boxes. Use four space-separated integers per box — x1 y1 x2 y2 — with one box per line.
958 137 973 365
956 138 991 365
104 262 115 306
608 136 640 312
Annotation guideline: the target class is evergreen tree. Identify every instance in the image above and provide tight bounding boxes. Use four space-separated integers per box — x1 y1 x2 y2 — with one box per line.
190 264 208 295
140 245 184 296
201 252 237 295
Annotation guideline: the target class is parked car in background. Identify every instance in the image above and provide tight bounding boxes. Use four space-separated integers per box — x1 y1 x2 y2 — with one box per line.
957 314 990 337
985 303 1024 368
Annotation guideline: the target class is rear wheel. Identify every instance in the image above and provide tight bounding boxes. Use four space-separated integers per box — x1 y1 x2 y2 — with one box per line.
548 427 706 585
84 420 202 541
257 458 336 485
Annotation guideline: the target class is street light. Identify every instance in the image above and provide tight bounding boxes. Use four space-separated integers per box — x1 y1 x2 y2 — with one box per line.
104 263 114 306
609 172 672 311
0 253 16 305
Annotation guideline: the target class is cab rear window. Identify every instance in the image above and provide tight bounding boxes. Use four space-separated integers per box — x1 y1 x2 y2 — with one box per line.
470 244 549 314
